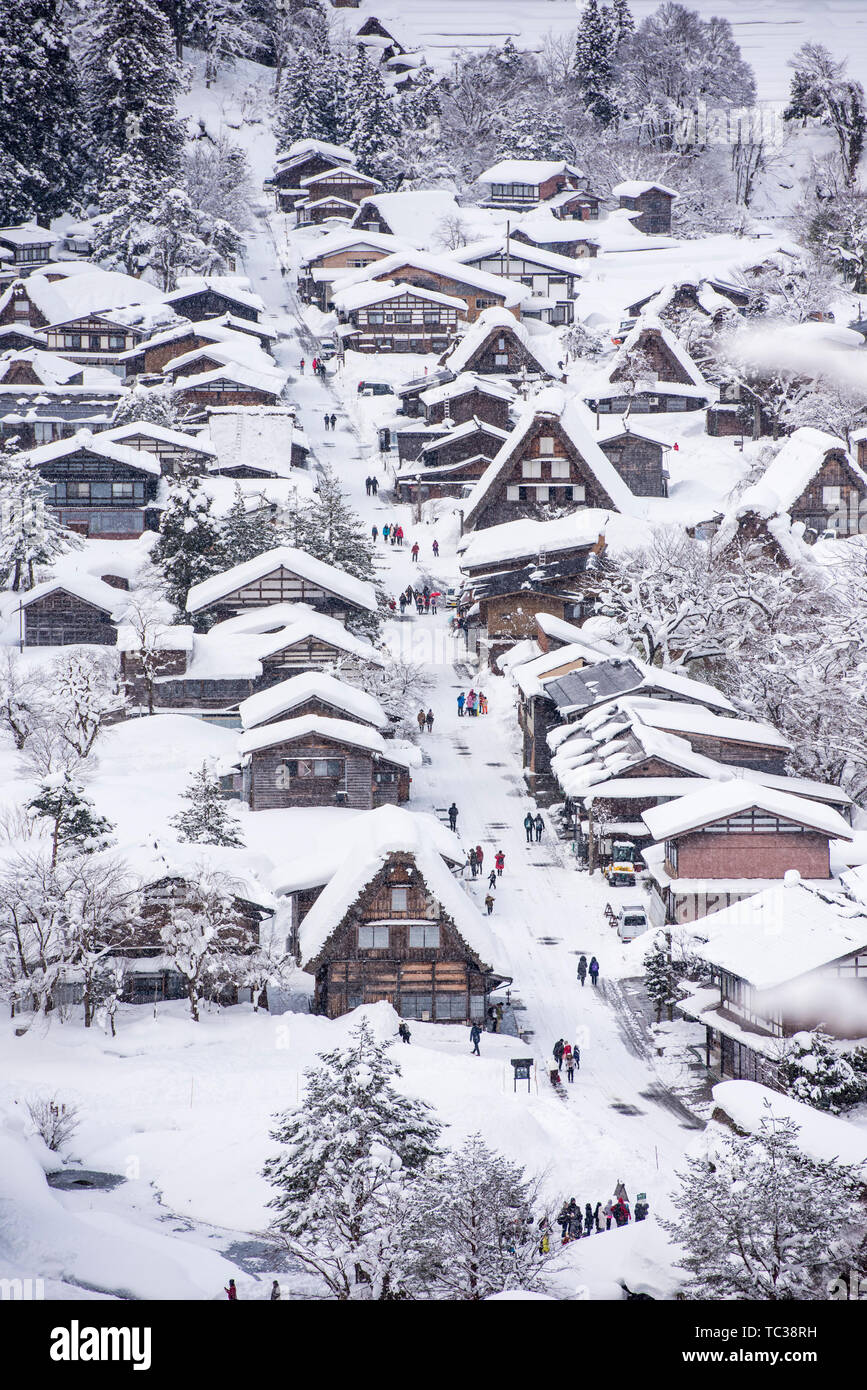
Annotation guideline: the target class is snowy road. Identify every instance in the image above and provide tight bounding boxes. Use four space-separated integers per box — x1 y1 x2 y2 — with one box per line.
241 205 709 1219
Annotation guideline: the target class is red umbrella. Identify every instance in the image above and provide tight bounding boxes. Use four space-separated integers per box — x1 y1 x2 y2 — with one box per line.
430 590 442 597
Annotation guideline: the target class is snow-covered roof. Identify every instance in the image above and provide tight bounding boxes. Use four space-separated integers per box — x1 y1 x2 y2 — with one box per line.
238 672 387 731
170 363 283 396
731 427 865 519
712 1081 867 1169
253 612 385 666
161 338 280 380
296 805 499 969
25 269 165 325
119 316 275 357
605 314 708 390
275 138 354 170
691 876 867 988
612 180 678 200
185 546 376 615
17 574 129 620
462 385 639 529
478 160 582 185
330 250 534 310
25 427 161 475
0 348 84 388
101 422 217 456
606 696 790 750
300 166 383 190
642 782 853 842
164 277 265 315
451 236 582 277
418 416 510 454
115 622 195 653
331 278 468 313
419 372 515 409
458 510 610 570
352 191 465 247
205 408 307 479
0 222 57 247
237 714 417 767
300 230 409 269
443 306 562 377
514 208 671 254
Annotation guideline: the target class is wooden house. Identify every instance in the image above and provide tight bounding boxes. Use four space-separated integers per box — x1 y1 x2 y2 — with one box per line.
26 428 161 537
185 546 377 629
119 319 273 378
510 222 600 260
18 576 127 646
706 380 779 439
547 189 601 221
395 417 512 502
170 363 281 409
293 806 506 1021
100 422 217 476
585 318 710 415
204 407 309 479
239 672 388 733
461 388 635 532
40 312 146 371
270 138 356 208
726 427 867 540
332 281 466 355
349 191 466 246
298 231 405 309
477 160 583 210
612 180 676 234
450 237 579 325
163 279 263 324
642 784 853 924
0 224 56 275
683 877 867 1088
238 715 414 811
439 307 562 382
330 250 529 324
597 424 670 497
295 167 383 225
417 373 514 429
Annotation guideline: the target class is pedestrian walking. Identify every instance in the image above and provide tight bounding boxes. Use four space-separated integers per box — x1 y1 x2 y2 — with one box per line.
478 691 488 714
371 524 378 542
557 1203 570 1242
572 1043 581 1072
225 1279 237 1300
538 1216 551 1254
475 844 484 871
457 692 465 717
467 687 476 716
425 709 434 732
485 893 494 915
495 849 505 876
603 1200 613 1231
370 475 378 495
312 357 318 373
395 525 404 546
577 954 587 987
635 1196 649 1222
470 1022 481 1055
330 413 336 430
468 847 478 878
534 812 544 842
612 1198 630 1228
411 541 420 562
430 592 438 613
416 596 424 614
594 1202 605 1233
565 1052 575 1082
569 1206 583 1242
416 709 426 733
423 592 430 613
488 869 497 890
399 593 406 613
398 1021 411 1044
584 1203 594 1237
299 358 305 373
383 523 390 543
589 955 600 988
448 802 458 832
523 812 534 844
270 1280 281 1300
432 538 439 557
553 1038 565 1068
365 475 371 493
387 597 396 614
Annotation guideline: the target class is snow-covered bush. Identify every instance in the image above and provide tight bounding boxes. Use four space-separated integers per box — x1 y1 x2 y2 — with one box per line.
25 1095 81 1153
781 1031 866 1114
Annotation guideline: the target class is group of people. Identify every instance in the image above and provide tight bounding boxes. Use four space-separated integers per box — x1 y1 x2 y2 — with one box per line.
393 584 438 615
375 522 404 546
322 411 338 430
456 688 487 717
523 812 545 843
298 357 327 377
364 474 379 494
551 1037 581 1083
552 1184 643 1243
416 708 435 733
576 954 600 988
410 539 440 560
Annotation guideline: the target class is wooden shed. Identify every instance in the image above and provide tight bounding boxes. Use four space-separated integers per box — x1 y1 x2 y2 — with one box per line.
238 715 415 811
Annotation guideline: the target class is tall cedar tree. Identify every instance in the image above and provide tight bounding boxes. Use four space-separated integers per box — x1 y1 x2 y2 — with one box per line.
573 0 620 127
280 469 384 637
170 763 244 848
152 472 223 616
0 0 88 224
264 1016 441 1299
643 937 679 1023
83 0 185 184
662 1106 866 1299
219 485 279 566
343 53 404 178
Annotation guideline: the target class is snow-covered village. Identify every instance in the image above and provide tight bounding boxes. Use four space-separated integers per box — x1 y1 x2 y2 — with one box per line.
2 0 867 1332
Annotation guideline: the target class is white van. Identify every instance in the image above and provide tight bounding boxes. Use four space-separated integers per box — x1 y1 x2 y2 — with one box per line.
617 904 649 942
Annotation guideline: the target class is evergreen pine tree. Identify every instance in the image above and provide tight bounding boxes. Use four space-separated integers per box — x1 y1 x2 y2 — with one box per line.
781 1030 865 1114
573 0 620 126
416 1134 554 1300
111 383 181 431
28 775 115 866
275 46 334 149
0 446 80 592
219 485 279 566
643 936 679 1023
611 0 635 46
0 0 89 224
342 53 404 179
263 1016 441 1300
170 762 244 847
152 472 222 615
83 0 184 184
661 1105 866 1299
279 470 383 637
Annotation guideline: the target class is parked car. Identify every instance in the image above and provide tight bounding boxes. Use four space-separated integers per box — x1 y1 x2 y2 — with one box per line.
318 335 336 359
357 380 394 396
617 903 650 942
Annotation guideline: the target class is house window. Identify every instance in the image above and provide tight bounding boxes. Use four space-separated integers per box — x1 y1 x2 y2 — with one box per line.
538 436 555 455
409 924 440 947
550 458 570 478
522 459 542 479
435 993 467 1020
823 486 842 505
399 993 432 1020
390 887 408 912
108 335 125 351
14 299 29 319
358 925 390 949
91 482 112 501
88 335 101 351
394 311 412 324
535 485 550 502
368 311 384 325
63 334 82 349
506 485 520 501
476 298 494 309
33 423 56 443
280 757 345 779
112 481 134 498
494 353 509 366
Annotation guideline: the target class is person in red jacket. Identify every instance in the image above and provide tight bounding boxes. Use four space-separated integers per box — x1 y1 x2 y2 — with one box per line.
225 1279 237 1300
395 525 404 546
475 845 484 871
411 541 420 562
